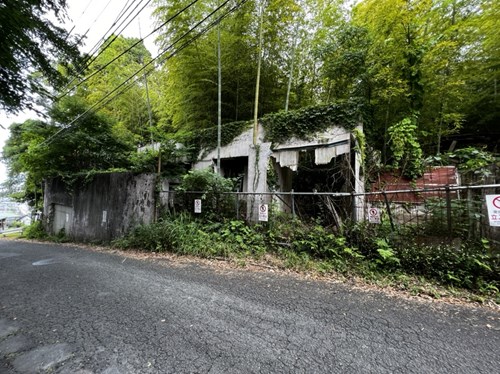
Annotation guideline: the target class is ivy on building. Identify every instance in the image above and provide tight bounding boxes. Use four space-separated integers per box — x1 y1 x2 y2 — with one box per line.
184 99 372 158
261 100 371 145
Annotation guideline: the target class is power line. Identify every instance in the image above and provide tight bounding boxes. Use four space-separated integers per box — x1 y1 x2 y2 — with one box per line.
61 0 152 95
42 0 248 148
82 0 135 56
59 0 200 100
73 0 114 47
84 0 153 62
64 0 98 41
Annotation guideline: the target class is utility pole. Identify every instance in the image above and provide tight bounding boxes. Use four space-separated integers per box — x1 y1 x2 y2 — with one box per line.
216 1 222 174
253 0 264 145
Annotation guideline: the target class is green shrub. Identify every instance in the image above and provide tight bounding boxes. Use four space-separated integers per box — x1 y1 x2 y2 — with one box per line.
394 239 499 292
176 169 236 220
116 211 498 297
22 220 47 239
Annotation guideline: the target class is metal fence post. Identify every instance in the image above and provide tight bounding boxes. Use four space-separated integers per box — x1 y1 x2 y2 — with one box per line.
291 189 295 219
467 186 473 239
446 185 452 237
382 191 395 232
236 192 239 220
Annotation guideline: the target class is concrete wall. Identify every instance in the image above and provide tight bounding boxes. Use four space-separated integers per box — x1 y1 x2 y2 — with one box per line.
44 173 156 242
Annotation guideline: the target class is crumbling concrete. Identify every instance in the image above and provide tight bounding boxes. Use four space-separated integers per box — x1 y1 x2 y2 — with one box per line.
44 173 156 242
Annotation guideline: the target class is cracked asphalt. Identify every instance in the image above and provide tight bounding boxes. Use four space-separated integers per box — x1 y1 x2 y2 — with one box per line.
0 240 498 373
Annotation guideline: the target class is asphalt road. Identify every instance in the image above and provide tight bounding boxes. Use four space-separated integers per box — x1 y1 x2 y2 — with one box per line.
0 240 498 373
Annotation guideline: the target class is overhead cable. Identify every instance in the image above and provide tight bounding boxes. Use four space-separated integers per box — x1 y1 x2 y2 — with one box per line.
42 0 247 147
59 0 200 100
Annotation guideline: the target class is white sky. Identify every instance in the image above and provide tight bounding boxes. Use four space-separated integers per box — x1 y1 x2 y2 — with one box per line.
0 0 157 183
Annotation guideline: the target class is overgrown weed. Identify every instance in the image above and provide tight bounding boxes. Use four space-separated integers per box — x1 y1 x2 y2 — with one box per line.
114 213 499 305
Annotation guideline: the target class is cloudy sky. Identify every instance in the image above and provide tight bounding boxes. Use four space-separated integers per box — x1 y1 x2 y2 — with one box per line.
0 0 157 183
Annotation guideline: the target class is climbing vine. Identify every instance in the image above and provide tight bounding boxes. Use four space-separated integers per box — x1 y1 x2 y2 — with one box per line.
261 100 371 145
388 115 424 179
183 101 371 159
352 127 366 166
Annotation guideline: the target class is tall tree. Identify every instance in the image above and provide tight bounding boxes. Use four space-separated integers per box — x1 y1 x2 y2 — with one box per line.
462 0 500 135
2 96 132 203
152 0 301 133
78 35 154 147
0 0 81 113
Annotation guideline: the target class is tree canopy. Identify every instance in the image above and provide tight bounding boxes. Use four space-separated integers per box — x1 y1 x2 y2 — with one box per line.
0 0 81 113
2 0 499 202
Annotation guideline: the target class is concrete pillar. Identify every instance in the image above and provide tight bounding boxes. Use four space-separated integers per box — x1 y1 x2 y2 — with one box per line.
353 124 365 222
272 157 294 213
246 142 272 221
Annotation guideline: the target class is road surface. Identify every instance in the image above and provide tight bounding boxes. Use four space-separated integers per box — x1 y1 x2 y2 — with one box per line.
0 240 498 373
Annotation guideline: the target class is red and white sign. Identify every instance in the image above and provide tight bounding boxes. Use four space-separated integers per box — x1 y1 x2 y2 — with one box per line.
194 199 202 214
258 204 268 222
486 195 500 226
368 207 381 224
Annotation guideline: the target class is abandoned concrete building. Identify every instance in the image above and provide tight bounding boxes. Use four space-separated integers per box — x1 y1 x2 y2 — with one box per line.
43 104 366 242
193 122 364 221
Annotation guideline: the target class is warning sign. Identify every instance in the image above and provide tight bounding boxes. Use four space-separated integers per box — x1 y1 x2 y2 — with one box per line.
368 207 381 224
194 199 202 214
486 195 500 226
258 204 268 222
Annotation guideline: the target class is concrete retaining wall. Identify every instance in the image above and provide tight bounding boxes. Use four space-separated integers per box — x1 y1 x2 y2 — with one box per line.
44 173 156 242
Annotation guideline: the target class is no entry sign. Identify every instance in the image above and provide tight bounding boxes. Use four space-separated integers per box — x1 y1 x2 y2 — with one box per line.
194 199 202 214
258 204 268 222
486 195 500 226
368 207 381 224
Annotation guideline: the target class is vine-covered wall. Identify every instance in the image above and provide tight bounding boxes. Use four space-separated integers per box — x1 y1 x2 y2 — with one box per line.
185 100 370 158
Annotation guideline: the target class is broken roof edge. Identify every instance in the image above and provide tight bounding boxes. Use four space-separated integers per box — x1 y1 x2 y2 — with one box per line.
261 100 368 145
193 100 368 155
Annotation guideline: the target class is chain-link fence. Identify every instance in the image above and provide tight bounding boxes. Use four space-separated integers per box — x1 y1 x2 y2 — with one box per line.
161 184 500 248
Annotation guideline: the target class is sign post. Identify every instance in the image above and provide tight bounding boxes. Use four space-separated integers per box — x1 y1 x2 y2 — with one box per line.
486 195 500 226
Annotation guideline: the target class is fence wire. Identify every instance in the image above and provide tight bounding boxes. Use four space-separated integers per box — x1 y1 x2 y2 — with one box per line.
161 184 500 248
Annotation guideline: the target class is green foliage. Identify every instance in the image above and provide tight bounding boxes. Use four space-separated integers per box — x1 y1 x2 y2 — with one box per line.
2 97 134 200
0 0 82 113
81 35 154 147
261 100 370 144
375 239 400 268
128 141 190 177
316 23 371 101
426 147 497 183
220 220 266 256
394 239 499 292
176 169 235 219
267 214 364 274
116 209 498 299
388 115 424 179
115 214 263 258
422 194 486 239
22 221 47 240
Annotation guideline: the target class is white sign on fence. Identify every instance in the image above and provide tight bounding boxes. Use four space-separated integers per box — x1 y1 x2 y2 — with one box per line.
368 207 381 224
258 204 268 222
486 195 500 226
194 199 202 214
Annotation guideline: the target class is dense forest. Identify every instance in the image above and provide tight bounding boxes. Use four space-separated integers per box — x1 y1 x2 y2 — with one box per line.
2 0 499 204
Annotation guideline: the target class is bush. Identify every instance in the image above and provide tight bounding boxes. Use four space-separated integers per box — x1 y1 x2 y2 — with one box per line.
395 239 499 292
175 169 236 220
22 220 47 239
116 212 499 297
